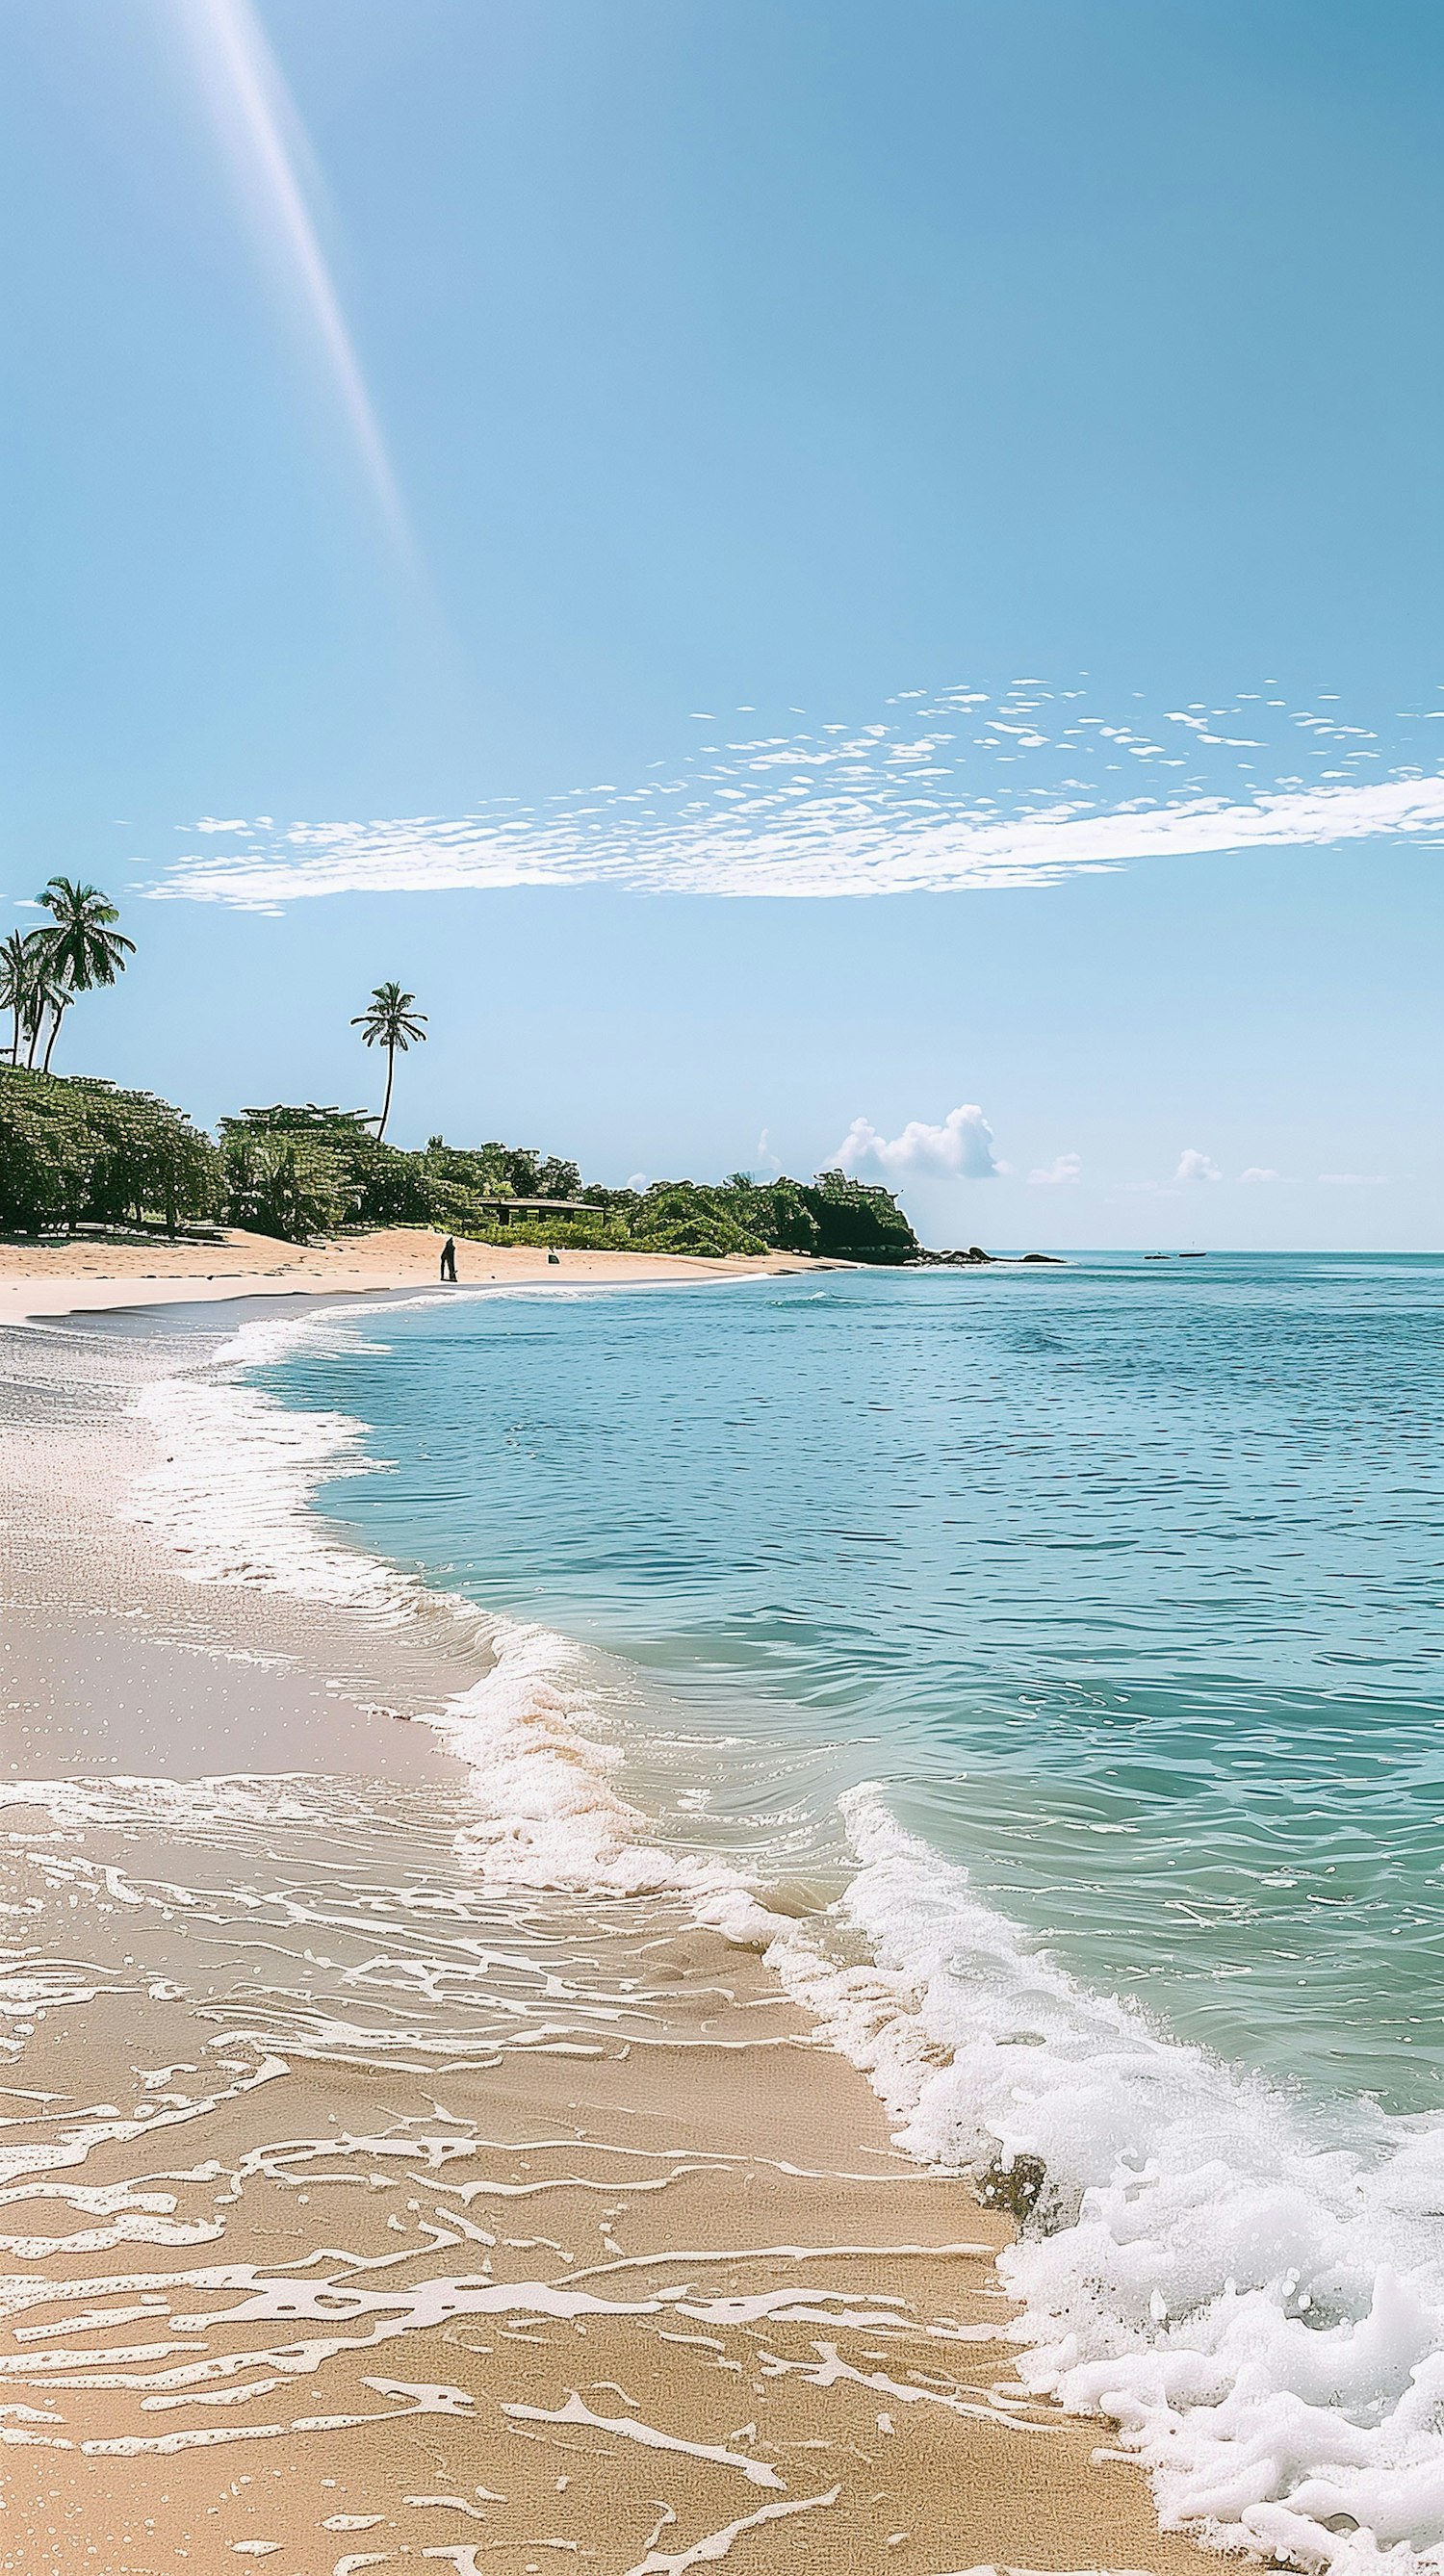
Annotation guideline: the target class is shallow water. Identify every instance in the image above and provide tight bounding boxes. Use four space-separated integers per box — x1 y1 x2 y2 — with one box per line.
268 1255 1444 2120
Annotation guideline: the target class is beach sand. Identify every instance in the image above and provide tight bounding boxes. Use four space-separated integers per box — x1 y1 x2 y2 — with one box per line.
0 1224 832 1329
0 1242 1215 2576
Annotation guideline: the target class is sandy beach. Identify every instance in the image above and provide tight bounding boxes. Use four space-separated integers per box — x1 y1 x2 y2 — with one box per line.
0 1235 1212 2576
0 1224 835 1327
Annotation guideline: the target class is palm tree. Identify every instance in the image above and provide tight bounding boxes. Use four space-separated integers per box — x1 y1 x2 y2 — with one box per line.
35 879 136 1072
350 981 427 1142
15 934 66 1069
0 929 41 1066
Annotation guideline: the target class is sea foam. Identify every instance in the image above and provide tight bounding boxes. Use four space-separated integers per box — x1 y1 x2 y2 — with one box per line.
128 1299 779 1937
122 1296 1444 2573
775 1793 1444 2575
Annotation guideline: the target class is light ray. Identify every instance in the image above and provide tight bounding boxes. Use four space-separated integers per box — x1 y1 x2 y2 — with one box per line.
168 0 410 556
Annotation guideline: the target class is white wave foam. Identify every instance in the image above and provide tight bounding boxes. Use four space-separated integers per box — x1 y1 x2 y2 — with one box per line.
124 1302 782 1940
771 1789 1444 2576
420 1631 782 1938
129 1306 419 1614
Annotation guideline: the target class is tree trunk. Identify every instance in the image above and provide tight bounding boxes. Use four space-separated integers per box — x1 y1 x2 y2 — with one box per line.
40 1000 67 1074
377 1044 396 1143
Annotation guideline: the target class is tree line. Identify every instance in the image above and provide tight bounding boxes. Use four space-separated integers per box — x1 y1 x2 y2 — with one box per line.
0 1078 919 1261
0 889 919 1260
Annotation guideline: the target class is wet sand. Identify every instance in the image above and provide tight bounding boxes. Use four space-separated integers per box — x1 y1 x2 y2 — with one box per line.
0 1272 1218 2576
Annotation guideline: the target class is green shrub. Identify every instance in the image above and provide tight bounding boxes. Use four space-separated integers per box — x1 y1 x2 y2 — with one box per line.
219 1105 436 1237
0 1069 221 1235
421 1138 581 1201
628 1182 768 1258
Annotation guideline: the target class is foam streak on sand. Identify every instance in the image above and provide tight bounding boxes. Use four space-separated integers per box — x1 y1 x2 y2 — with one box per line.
620 2486 841 2575
37 1282 1444 2572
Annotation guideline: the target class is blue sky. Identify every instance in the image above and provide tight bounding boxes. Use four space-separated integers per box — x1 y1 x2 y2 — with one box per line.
4 0 1443 1247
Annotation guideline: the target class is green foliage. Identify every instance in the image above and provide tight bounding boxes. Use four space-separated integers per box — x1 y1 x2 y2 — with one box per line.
219 1135 353 1241
34 880 136 1072
414 1150 918 1263
607 1171 917 1263
39 879 135 994
441 1210 633 1252
422 1138 582 1200
0 1068 220 1235
219 1105 434 1239
229 1102 374 1135
0 1074 922 1264
798 1169 919 1263
629 1183 768 1258
213 1113 591 1245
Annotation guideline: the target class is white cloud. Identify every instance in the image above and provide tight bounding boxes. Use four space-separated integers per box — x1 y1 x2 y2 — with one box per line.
1175 1148 1223 1183
1318 1172 1389 1186
834 1104 1004 1182
1028 1151 1082 1185
142 750 1444 911
1239 1167 1279 1183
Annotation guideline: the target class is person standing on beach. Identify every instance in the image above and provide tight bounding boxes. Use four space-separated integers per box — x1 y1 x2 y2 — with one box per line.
440 1236 457 1282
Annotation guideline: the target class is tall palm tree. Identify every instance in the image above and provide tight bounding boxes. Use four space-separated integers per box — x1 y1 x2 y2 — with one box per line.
35 879 136 1071
350 982 427 1142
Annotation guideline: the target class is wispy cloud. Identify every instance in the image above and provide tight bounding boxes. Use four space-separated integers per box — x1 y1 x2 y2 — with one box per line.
143 673 1444 907
1029 1152 1083 1184
168 0 408 556
834 1105 1005 1182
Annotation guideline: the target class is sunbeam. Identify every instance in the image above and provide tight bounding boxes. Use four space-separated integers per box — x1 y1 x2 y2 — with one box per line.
168 0 411 560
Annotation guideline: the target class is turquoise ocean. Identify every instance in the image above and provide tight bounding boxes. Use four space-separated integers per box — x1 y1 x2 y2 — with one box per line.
265 1253 1444 2116
219 1252 1444 2568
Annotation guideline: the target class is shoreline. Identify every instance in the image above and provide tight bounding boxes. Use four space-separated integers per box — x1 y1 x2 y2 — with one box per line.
0 1249 1215 2574
0 1223 846 1332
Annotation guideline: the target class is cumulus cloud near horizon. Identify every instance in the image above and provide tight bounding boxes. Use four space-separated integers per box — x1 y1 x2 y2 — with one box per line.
139 672 1444 910
1175 1147 1223 1183
1028 1151 1083 1185
834 1103 1005 1182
